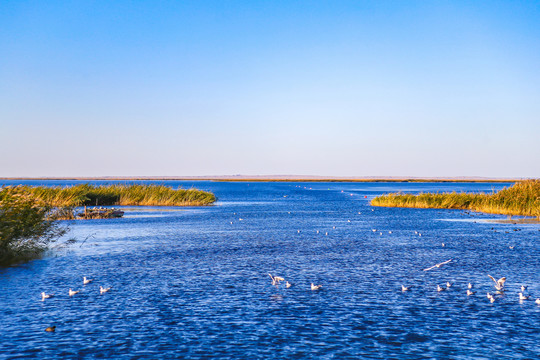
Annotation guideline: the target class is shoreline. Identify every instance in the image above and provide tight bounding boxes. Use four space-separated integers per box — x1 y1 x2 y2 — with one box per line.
0 176 528 183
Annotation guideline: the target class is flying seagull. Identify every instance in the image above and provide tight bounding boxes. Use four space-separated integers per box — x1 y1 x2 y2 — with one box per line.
487 275 506 291
268 274 285 286
423 259 453 271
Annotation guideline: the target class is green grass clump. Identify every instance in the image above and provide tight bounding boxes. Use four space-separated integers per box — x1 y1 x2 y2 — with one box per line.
371 180 540 218
0 187 66 266
4 184 216 208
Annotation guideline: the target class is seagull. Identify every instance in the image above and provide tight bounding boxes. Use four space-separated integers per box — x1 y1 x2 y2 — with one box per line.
316 230 319 234
509 245 515 250
45 326 56 332
520 285 528 292
519 293 530 301
535 298 540 305
83 277 93 285
437 285 445 292
423 259 452 271
372 229 377 232
41 292 53 301
286 281 292 288
489 296 496 303
100 286 112 294
68 289 80 296
467 289 475 296
446 282 453 288
311 283 322 291
468 283 473 289
441 243 445 247
401 285 412 291
487 292 493 299
268 274 284 286
389 231 392 234
487 275 506 291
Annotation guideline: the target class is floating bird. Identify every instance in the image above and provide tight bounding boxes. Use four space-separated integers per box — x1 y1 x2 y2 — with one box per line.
268 274 284 286
230 221 233 224
446 282 453 288
100 286 112 294
423 259 452 271
45 326 56 332
286 281 292 288
487 292 494 299
489 296 496 303
311 283 322 291
380 232 383 236
520 285 528 292
401 285 412 291
316 230 319 234
468 283 473 289
41 292 53 301
441 243 445 247
325 232 328 236
414 231 418 235
519 293 530 301
297 230 300 233
83 277 93 285
437 285 445 292
389 231 392 234
509 246 515 250
467 289 475 296
68 289 80 296
487 275 506 291
372 229 377 232
348 220 351 223
535 298 540 305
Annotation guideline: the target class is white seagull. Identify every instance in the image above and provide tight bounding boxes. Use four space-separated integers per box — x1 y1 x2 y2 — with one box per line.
535 298 540 305
468 283 473 289
423 259 453 272
401 285 412 292
437 285 445 292
41 292 53 301
83 277 93 285
268 274 284 286
446 282 453 288
68 289 80 296
519 293 530 301
100 286 112 294
286 281 292 288
467 289 475 296
520 285 528 292
487 275 506 291
311 283 322 291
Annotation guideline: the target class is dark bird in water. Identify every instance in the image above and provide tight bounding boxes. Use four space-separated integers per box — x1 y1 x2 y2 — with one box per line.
45 326 56 332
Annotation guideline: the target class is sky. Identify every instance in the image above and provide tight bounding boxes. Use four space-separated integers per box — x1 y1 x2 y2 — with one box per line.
1 0 539 178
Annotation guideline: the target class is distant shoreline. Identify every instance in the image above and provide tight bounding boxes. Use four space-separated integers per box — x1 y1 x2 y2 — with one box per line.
0 176 528 183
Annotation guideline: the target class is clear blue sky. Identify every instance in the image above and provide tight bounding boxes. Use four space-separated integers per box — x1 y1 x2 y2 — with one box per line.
1 1 539 178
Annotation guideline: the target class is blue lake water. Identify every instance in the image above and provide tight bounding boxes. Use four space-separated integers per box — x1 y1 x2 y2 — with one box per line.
1 180 539 359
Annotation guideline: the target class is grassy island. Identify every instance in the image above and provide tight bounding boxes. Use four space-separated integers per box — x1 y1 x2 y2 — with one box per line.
3 184 217 208
371 180 540 218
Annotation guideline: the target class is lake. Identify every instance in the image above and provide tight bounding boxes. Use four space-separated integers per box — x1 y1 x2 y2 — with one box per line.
1 180 539 359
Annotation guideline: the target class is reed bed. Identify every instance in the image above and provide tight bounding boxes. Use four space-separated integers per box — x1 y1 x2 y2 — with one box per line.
2 184 216 208
371 180 540 218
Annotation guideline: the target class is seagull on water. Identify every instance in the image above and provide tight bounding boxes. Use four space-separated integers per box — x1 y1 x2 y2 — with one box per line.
311 283 322 291
468 283 473 289
286 281 292 288
45 326 56 332
446 282 453 288
437 285 445 292
535 298 540 305
268 274 284 286
83 277 93 285
423 259 452 271
41 292 53 301
467 289 475 296
68 289 80 296
487 275 506 291
520 285 528 292
519 293 530 301
401 285 412 292
100 286 112 294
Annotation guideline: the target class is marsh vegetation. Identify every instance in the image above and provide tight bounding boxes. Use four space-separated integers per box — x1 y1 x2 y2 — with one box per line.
371 180 540 218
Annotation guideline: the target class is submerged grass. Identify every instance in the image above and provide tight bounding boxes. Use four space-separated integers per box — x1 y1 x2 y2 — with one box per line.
371 180 540 218
2 184 216 208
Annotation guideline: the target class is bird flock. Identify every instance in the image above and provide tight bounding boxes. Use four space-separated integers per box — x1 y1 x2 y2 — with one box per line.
41 276 112 331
